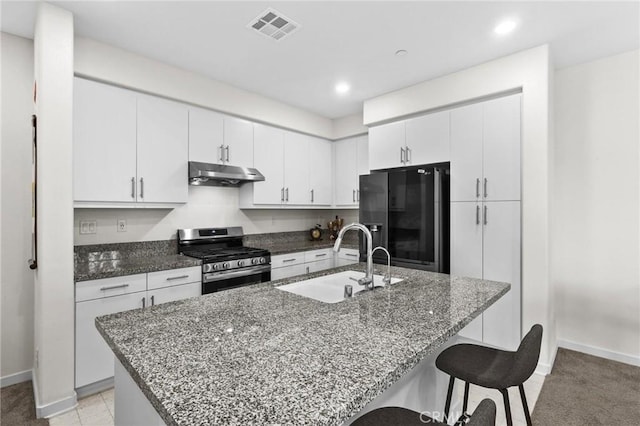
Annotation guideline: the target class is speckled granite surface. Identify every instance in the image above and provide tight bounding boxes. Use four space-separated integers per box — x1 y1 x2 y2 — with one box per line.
245 229 359 255
96 264 509 426
74 240 199 282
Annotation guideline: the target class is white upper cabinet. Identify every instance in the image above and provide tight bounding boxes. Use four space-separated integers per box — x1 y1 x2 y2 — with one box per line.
73 78 137 203
223 116 254 167
450 103 484 202
188 107 224 164
405 110 450 165
334 135 368 207
450 93 521 202
252 124 285 205
283 131 310 205
308 136 333 206
369 110 450 170
482 94 521 201
137 94 189 204
74 78 188 207
368 121 405 170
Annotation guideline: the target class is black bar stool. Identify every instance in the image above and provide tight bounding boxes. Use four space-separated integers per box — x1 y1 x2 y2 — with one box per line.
435 324 543 426
351 398 496 425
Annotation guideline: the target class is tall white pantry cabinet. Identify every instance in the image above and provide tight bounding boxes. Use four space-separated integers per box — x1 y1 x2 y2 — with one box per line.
450 93 522 351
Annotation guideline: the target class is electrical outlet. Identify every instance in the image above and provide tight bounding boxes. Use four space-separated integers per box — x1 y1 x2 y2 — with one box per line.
80 220 97 234
117 219 127 232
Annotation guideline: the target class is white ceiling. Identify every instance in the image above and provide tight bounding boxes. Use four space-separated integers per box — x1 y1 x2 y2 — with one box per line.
2 1 638 119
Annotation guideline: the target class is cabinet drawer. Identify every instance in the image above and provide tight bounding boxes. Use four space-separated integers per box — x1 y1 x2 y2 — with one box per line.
271 253 305 269
304 248 333 263
337 248 360 261
147 266 201 290
76 274 147 302
271 263 306 281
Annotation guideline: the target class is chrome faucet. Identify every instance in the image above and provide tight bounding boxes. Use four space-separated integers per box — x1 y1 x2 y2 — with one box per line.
333 223 374 289
372 246 392 286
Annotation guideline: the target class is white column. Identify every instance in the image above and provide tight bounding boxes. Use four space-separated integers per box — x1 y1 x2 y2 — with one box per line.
33 2 76 417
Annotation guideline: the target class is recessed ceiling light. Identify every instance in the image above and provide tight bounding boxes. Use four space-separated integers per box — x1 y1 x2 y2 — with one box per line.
395 49 408 57
335 82 350 95
494 19 517 35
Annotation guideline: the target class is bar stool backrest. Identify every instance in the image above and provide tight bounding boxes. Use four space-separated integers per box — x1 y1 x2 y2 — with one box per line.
507 324 543 387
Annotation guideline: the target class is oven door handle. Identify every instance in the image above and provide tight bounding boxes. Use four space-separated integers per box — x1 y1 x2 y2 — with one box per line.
203 265 271 283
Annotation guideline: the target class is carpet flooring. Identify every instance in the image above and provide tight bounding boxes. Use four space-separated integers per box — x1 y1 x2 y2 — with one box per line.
532 348 640 425
1 381 49 426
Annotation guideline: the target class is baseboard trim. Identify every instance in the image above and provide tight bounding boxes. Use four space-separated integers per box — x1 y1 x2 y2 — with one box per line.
557 339 640 367
32 370 78 419
535 342 558 375
1 369 32 388
76 377 114 399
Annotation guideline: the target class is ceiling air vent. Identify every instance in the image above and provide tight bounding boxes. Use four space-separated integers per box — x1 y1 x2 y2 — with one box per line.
248 8 300 41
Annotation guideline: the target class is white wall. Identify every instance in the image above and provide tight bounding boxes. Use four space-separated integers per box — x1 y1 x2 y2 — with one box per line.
32 3 76 415
553 50 640 365
74 185 358 244
363 45 556 371
0 33 35 383
74 37 335 140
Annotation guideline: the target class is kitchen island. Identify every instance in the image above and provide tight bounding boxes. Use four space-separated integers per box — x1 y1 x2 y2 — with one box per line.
96 263 509 425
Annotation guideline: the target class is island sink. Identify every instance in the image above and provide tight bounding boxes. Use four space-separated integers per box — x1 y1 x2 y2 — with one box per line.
276 270 403 303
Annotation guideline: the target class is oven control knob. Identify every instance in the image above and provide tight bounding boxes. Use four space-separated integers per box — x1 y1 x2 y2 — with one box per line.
203 264 212 273
222 262 230 270
251 258 259 265
258 257 266 264
238 260 245 267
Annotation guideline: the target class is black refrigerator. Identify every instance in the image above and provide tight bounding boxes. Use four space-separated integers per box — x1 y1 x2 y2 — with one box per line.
359 162 450 273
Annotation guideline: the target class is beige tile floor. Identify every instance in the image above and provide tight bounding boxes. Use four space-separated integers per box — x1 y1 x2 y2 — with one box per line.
49 373 544 425
49 388 114 426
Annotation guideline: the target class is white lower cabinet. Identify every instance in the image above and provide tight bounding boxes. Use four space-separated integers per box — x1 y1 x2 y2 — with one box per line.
270 248 335 281
452 201 521 350
336 248 360 267
75 267 201 391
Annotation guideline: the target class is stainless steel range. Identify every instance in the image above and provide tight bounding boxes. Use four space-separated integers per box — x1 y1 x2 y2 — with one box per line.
178 227 271 294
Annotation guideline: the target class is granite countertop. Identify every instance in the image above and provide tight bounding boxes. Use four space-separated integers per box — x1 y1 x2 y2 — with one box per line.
74 254 200 282
96 263 509 426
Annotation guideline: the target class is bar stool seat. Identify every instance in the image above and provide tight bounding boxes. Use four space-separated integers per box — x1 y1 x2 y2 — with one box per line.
351 398 496 426
435 324 543 426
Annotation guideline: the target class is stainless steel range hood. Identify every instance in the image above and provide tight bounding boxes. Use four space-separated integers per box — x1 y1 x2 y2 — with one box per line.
188 161 265 187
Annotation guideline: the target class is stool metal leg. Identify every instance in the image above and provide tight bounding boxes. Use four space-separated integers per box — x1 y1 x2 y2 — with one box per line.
462 382 470 414
519 384 532 426
500 389 513 426
444 376 455 422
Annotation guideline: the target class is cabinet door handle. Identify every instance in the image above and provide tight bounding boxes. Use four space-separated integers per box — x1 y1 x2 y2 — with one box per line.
310 189 314 203
219 144 225 163
166 275 189 281
484 205 488 225
400 147 405 164
406 146 411 163
353 189 356 203
315 253 327 257
476 178 480 198
357 189 360 202
142 296 146 308
151 295 155 306
484 178 488 198
306 266 310 274
131 177 135 199
476 205 480 225
281 187 284 202
285 187 289 202
282 258 297 263
345 253 358 257
225 145 230 162
139 177 144 199
100 284 129 291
